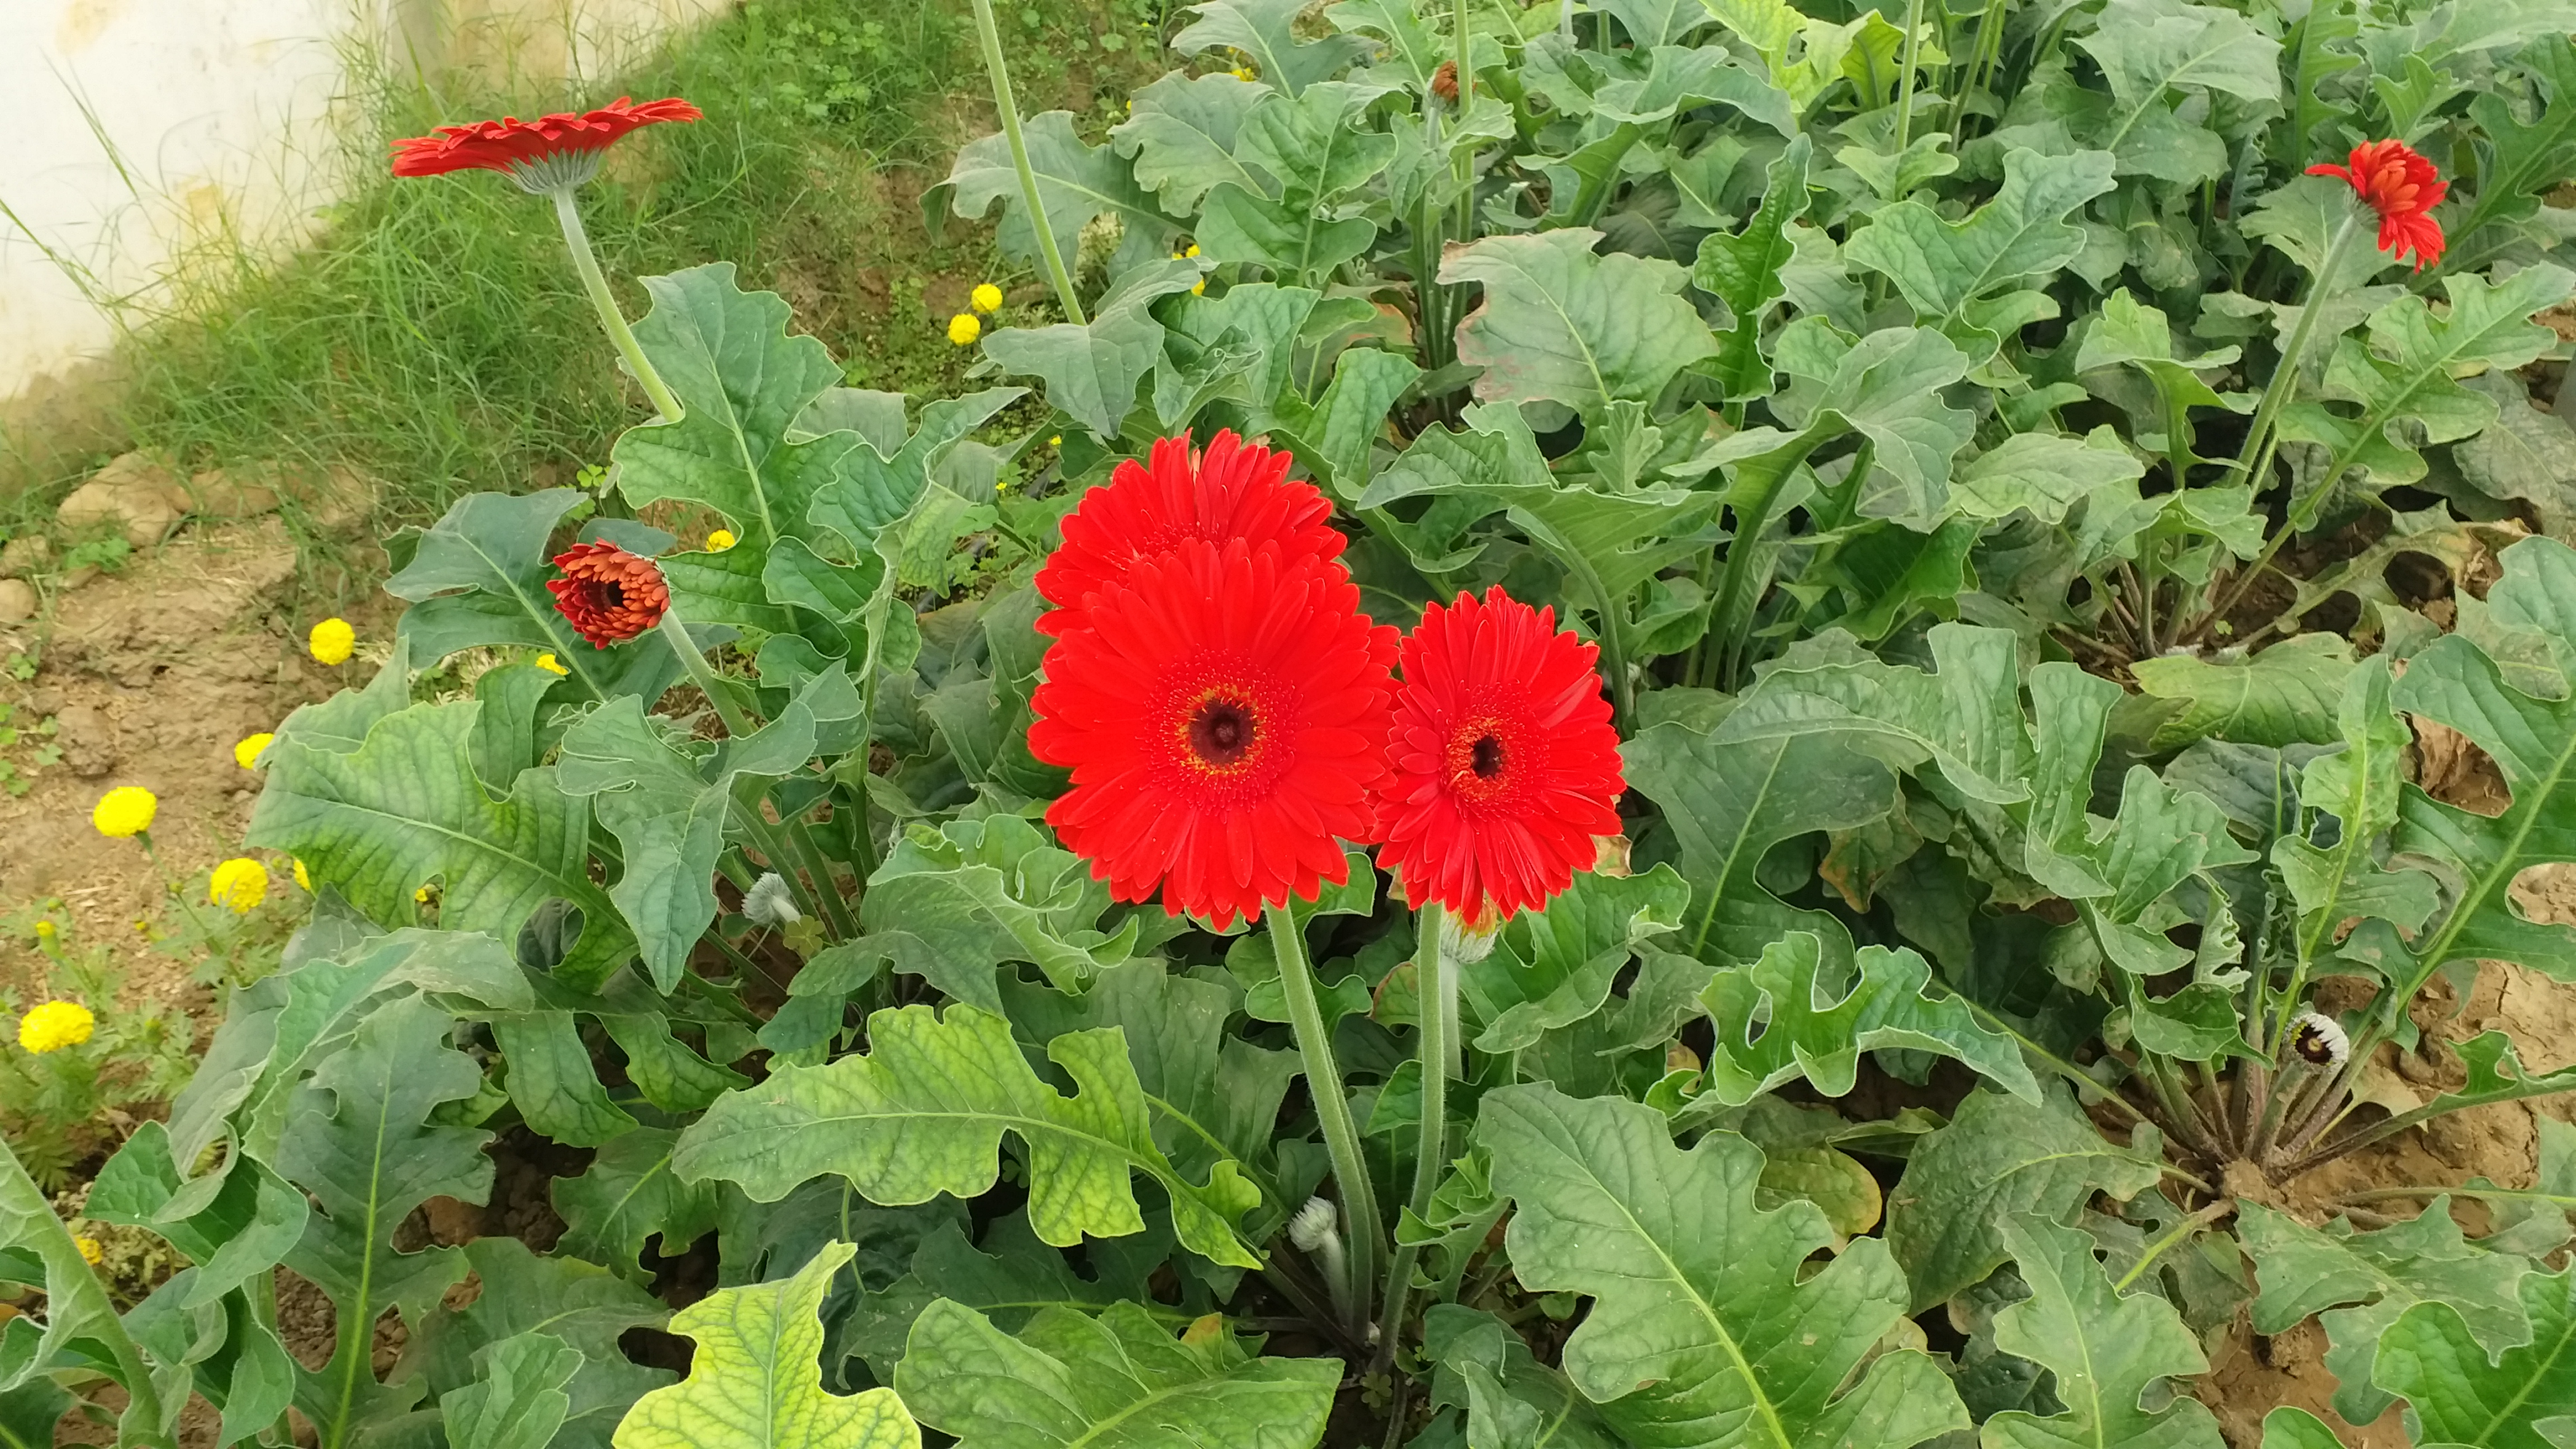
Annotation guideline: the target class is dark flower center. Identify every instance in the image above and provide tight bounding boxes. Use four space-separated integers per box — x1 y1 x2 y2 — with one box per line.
1471 735 1505 778
1188 697 1257 766
594 580 625 609
2291 1024 2336 1065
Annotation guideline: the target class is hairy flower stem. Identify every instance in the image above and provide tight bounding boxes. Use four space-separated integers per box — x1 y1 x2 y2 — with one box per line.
1376 903 1455 1371
550 188 682 422
2199 211 2365 634
1267 903 1383 1334
654 613 856 940
967 0 1086 325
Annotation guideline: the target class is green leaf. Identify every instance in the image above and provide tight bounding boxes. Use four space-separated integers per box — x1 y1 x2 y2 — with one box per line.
1693 136 1812 399
897 1300 1339 1449
247 699 636 993
2389 537 2576 981
1464 865 1694 1054
2129 634 2352 750
1198 82 1400 282
2447 37 2576 273
1947 428 2147 526
807 387 1025 553
0 1138 178 1449
673 1003 1262 1268
1845 148 2118 325
437 1330 581 1449
2072 0 2281 183
1982 1215 2225 1449
490 1009 634 1147
402 1237 674 1449
89 1122 307 1310
1421 1305 1625 1449
385 490 685 704
2274 657 2441 959
2239 1199 2534 1427
1717 622 2034 805
999 959 1300 1198
2258 1407 2346 1449
984 260 1204 439
1767 323 1978 519
860 815 1138 1012
2373 1262 2576 1449
1623 719 1900 967
1286 345 1421 496
553 1126 721 1280
2456 370 2576 534
612 1239 918 1449
847 1214 1186 1383
934 111 1173 275
1440 229 1719 413
1110 70 1270 214
1886 1085 2164 1310
1698 931 2040 1107
1173 0 1375 96
2279 266 2576 501
557 670 841 990
1477 1085 1968 1449
1602 0 1712 46
614 264 864 559
276 993 492 1447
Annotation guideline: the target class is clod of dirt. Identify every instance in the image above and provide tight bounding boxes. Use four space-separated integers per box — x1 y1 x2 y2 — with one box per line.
52 704 118 778
0 579 31 625
168 467 281 521
2196 1318 2407 1449
1 534 50 576
55 451 185 549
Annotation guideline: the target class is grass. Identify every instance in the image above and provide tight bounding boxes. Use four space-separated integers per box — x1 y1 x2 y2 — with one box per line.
0 0 1173 607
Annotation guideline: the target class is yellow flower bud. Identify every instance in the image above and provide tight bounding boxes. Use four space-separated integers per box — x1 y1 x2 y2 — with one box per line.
17 1000 95 1054
209 858 269 914
234 732 275 769
535 652 569 676
970 283 1003 314
75 1235 102 1266
293 858 312 891
705 529 737 552
948 312 982 346
35 919 56 940
308 617 356 665
92 787 158 839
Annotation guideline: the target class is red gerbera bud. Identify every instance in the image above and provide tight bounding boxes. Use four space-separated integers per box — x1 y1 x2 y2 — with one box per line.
547 542 670 647
1431 60 1461 105
2307 138 2447 272
391 97 702 193
1377 588 1626 927
1029 538 1398 930
1034 430 1344 637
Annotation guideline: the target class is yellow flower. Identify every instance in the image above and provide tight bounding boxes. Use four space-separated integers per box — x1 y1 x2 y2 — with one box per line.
534 652 569 676
35 920 56 940
293 858 311 891
415 884 436 905
705 528 737 552
1049 435 1063 447
209 858 269 914
1186 244 1201 258
308 617 356 665
234 732 274 769
1192 279 1206 295
92 787 157 839
948 312 982 346
1232 65 1257 80
970 283 1004 314
17 1000 94 1054
75 1236 102 1266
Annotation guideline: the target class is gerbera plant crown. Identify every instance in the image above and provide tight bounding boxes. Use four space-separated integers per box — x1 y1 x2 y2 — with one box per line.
19 7 2576 1449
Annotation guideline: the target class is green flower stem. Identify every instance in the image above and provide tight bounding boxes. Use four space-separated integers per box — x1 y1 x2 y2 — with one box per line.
654 612 856 940
1376 902 1452 1369
1891 0 1926 155
967 0 1086 326
550 187 683 422
0 1140 173 1448
1452 0 1476 248
2199 210 2366 633
1266 902 1382 1334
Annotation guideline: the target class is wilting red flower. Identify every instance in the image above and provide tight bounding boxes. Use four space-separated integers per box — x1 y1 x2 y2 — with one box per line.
1430 60 1461 105
2308 139 2447 271
548 542 670 647
391 97 702 192
1030 539 1397 930
1378 588 1625 927
1034 430 1344 637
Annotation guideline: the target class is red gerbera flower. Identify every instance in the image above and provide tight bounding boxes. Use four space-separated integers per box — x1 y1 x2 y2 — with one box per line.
2308 139 2447 271
1034 430 1344 637
391 97 702 193
548 542 670 647
1378 588 1626 927
1029 539 1398 930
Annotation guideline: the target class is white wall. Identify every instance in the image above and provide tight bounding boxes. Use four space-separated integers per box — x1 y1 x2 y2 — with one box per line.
0 0 724 417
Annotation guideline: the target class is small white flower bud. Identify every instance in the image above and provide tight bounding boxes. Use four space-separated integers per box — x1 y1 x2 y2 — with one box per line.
2286 1010 2349 1068
1288 1196 1339 1252
742 872 801 927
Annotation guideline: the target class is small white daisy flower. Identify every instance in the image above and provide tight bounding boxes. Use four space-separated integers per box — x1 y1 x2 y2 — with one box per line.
742 872 801 928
